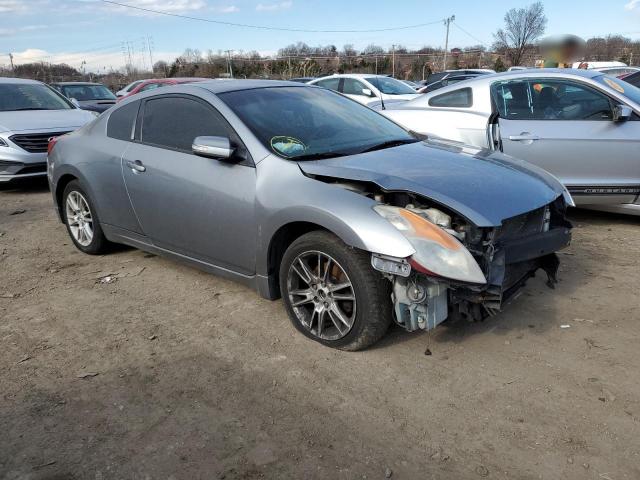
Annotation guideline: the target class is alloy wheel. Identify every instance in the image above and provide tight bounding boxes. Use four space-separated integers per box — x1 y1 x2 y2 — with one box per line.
286 251 357 341
65 191 94 247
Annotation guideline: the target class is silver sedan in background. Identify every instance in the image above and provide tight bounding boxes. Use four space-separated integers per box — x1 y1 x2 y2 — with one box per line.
48 80 572 350
382 69 640 216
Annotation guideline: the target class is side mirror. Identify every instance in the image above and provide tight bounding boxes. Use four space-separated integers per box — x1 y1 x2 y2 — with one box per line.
362 88 375 97
70 98 80 107
192 136 235 160
613 104 632 122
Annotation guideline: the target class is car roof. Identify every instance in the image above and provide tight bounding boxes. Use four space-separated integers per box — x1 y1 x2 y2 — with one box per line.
314 74 387 80
0 77 43 85
51 82 104 86
193 79 308 94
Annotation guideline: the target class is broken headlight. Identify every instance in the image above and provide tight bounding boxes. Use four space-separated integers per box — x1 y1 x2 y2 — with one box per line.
374 205 487 285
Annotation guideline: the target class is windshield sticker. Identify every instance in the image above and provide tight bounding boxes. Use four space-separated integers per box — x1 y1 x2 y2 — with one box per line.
604 77 625 94
270 136 306 158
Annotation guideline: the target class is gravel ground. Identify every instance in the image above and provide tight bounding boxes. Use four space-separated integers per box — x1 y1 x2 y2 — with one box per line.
1 179 639 480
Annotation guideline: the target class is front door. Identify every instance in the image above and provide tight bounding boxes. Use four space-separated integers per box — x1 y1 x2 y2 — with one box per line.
121 94 257 275
493 78 640 206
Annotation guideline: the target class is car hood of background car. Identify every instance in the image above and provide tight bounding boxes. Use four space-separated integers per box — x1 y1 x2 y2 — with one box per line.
298 140 565 227
0 109 95 133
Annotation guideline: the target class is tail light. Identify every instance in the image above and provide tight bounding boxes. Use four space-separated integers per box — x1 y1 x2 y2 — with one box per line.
47 136 60 155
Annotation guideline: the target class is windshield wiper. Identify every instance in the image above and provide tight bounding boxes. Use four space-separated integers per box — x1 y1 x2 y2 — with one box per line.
359 138 418 154
293 152 349 161
12 107 51 111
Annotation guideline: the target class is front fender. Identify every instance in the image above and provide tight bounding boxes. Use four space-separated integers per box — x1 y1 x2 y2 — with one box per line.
255 156 415 276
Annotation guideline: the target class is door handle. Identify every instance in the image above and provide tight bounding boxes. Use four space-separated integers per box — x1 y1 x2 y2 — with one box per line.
508 133 540 142
126 160 146 173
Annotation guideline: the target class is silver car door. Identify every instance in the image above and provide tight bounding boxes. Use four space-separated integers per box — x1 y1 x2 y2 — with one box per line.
495 78 640 206
121 94 257 275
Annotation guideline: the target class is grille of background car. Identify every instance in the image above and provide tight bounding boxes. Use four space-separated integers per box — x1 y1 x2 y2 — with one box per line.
9 131 71 153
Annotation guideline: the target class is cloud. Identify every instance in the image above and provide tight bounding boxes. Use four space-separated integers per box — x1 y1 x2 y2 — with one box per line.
217 5 239 13
104 0 207 14
0 0 48 13
256 0 292 11
4 48 180 73
0 25 49 37
625 0 640 10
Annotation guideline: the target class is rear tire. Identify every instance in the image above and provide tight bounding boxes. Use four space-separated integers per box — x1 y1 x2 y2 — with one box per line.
279 231 392 351
62 180 110 255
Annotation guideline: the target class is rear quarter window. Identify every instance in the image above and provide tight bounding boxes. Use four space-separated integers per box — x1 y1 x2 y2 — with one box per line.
107 101 139 141
428 88 473 108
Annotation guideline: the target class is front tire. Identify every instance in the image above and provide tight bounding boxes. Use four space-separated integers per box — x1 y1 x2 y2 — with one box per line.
62 180 110 255
279 231 392 351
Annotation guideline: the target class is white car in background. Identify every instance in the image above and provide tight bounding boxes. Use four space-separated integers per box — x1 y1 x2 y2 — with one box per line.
0 78 96 182
381 69 640 216
115 79 145 98
308 74 421 107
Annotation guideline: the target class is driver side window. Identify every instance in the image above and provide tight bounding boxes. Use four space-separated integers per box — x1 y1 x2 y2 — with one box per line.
342 78 368 96
493 79 613 121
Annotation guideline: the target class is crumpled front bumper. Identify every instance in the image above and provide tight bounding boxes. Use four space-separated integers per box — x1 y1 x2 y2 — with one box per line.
392 224 572 331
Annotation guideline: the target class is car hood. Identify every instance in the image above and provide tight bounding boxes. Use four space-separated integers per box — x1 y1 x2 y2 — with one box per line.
77 100 116 112
0 109 95 133
298 140 565 227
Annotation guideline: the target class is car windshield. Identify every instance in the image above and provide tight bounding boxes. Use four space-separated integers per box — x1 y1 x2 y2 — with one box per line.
365 77 417 95
219 86 417 160
60 84 116 101
0 83 73 111
595 74 640 105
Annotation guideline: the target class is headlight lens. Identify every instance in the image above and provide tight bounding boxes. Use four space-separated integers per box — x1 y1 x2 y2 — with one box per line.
0 138 8 147
374 205 486 284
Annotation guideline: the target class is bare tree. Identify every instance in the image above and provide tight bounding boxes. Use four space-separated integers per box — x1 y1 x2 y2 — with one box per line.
493 2 547 66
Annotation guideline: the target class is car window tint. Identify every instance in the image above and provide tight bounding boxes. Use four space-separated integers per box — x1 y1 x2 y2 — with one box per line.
140 96 230 152
342 78 367 96
494 79 613 120
107 101 139 141
314 78 340 91
428 88 473 108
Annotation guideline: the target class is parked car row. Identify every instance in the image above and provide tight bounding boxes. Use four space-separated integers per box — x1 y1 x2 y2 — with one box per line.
3 67 637 351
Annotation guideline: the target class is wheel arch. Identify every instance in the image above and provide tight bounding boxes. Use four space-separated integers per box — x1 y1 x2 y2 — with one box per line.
264 221 331 300
54 173 79 223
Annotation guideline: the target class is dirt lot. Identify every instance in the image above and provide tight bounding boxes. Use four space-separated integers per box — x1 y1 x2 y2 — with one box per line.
1 179 639 480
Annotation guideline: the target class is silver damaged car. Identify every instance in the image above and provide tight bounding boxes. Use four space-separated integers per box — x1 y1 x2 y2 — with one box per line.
48 80 573 350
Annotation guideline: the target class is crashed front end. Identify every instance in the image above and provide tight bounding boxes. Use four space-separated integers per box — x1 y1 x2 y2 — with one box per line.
370 194 572 332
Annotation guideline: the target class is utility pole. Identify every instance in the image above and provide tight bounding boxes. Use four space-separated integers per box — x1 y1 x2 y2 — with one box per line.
8 53 15 72
147 36 154 71
443 15 455 71
224 50 234 78
391 44 396 77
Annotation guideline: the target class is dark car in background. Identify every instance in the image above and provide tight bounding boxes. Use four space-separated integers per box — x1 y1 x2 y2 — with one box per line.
621 71 640 88
418 69 495 94
51 82 117 113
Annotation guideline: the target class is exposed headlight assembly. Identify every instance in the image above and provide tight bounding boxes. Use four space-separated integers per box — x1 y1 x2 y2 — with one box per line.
374 205 486 285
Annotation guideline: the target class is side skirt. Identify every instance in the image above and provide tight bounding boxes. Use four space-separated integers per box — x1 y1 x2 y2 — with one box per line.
100 223 274 300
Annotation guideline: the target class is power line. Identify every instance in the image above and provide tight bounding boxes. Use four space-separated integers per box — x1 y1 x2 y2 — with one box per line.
101 0 446 33
452 22 489 47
